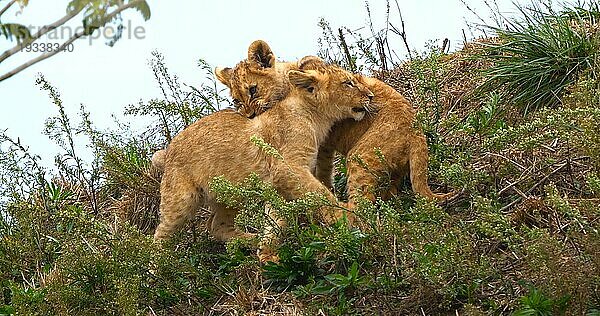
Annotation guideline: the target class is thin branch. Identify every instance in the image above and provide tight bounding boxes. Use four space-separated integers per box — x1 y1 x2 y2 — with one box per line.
441 38 450 54
364 0 376 37
0 7 83 64
459 0 488 26
481 152 528 171
376 37 387 71
383 0 398 68
0 30 85 81
393 0 412 60
497 170 531 196
0 0 17 17
100 0 144 30
383 0 391 59
499 156 590 212
0 0 145 82
338 28 356 72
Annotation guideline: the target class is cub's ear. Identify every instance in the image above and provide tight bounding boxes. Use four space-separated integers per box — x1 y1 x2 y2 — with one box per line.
247 40 276 68
288 70 317 93
298 55 326 70
214 67 233 87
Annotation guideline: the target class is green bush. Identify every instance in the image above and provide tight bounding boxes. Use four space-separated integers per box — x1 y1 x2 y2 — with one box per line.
480 2 600 113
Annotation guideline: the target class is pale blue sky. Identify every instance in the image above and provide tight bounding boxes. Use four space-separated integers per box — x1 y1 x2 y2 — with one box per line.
0 0 520 165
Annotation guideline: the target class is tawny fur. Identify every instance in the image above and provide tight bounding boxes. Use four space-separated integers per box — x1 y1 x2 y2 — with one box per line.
154 65 373 247
150 149 166 171
317 75 454 207
218 40 452 208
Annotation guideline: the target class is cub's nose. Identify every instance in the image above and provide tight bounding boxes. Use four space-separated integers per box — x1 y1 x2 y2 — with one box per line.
367 93 374 101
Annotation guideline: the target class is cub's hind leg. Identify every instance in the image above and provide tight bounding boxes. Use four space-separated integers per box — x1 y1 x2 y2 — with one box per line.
154 171 202 241
346 150 385 209
209 203 276 263
208 203 256 241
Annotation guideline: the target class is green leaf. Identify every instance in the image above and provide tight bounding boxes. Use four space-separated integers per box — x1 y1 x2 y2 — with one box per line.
0 305 16 316
347 261 359 280
0 23 31 42
67 0 93 14
587 309 600 316
131 0 151 21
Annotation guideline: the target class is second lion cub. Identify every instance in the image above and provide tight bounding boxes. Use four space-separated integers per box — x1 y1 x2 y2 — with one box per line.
216 40 453 208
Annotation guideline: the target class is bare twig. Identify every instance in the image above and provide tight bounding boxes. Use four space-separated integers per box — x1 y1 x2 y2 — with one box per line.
362 0 388 70
483 0 503 28
0 6 83 64
441 38 450 54
338 28 356 72
497 169 532 196
368 0 390 70
383 0 397 67
0 31 84 81
157 108 172 142
499 156 590 212
525 156 587 196
364 0 375 35
482 152 527 171
0 0 144 82
459 0 488 26
392 0 412 60
510 185 529 199
0 0 17 17
376 36 388 71
525 163 569 195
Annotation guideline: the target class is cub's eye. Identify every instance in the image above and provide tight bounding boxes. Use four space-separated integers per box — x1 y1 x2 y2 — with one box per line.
248 85 258 97
344 80 355 87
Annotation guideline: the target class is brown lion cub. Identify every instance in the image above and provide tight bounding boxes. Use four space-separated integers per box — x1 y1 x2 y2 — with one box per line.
154 64 374 243
217 40 452 208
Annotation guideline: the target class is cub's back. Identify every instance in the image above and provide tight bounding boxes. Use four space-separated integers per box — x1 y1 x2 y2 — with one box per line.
165 110 256 172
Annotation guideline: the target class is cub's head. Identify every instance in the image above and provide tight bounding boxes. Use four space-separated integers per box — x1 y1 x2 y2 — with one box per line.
215 60 288 118
215 40 290 118
286 65 374 122
215 40 328 118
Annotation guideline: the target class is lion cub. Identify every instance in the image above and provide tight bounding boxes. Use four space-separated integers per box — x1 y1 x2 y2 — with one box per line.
217 40 452 208
154 64 373 243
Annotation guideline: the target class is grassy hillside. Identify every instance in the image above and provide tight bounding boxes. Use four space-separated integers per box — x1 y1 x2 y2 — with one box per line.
1 2 600 315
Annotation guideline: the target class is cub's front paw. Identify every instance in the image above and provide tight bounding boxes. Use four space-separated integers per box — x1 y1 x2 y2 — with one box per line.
257 248 280 264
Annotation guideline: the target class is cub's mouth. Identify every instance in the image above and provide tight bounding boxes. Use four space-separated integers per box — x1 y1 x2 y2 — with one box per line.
351 106 367 121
